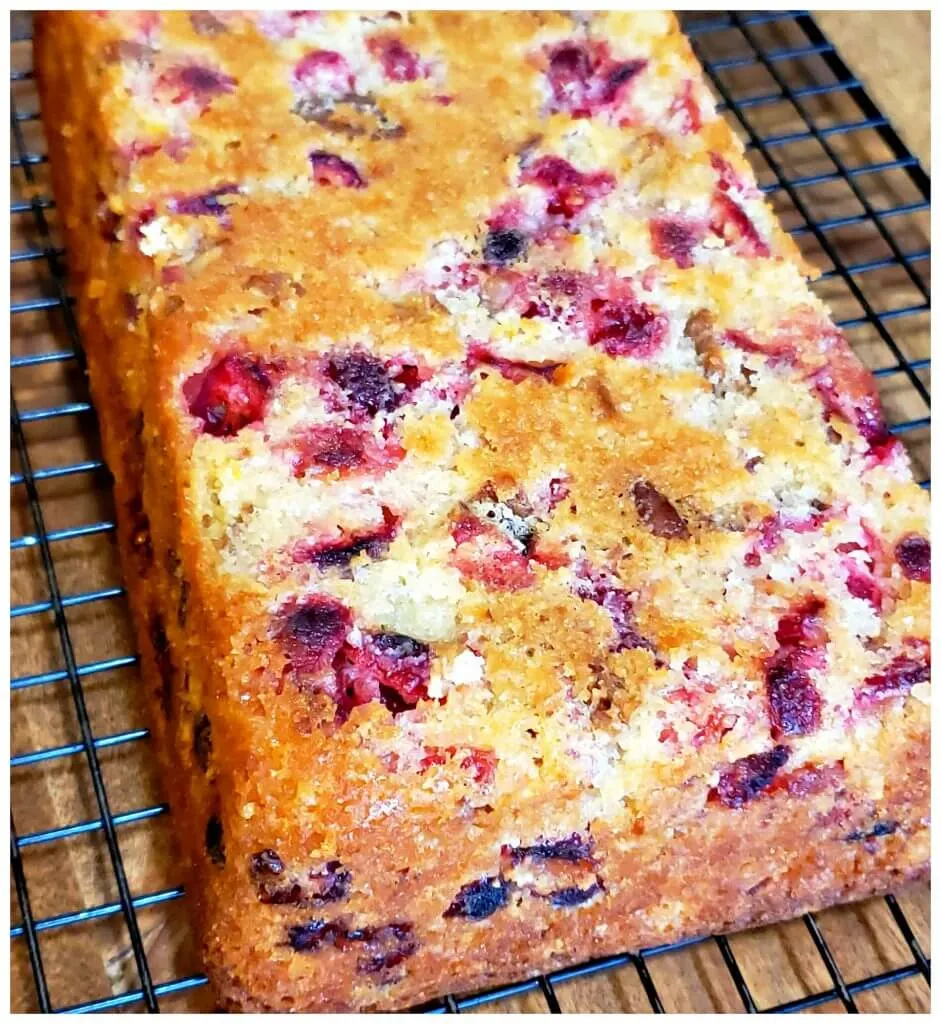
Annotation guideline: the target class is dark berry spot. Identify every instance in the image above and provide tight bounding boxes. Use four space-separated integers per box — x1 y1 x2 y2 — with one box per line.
287 918 417 973
588 298 668 359
443 876 509 920
184 352 271 437
193 713 212 772
546 42 594 110
158 64 236 106
715 745 790 809
205 815 226 865
258 859 351 907
327 350 396 415
547 882 603 907
650 214 704 270
599 59 647 104
483 228 528 266
149 613 174 716
309 150 365 188
896 534 930 583
275 597 352 676
299 508 400 572
251 848 285 876
631 480 689 539
368 35 423 82
844 820 899 843
171 184 239 218
289 426 368 475
505 833 593 864
766 651 822 739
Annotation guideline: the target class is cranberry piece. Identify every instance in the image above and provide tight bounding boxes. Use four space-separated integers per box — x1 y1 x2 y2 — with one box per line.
171 184 240 218
443 876 509 920
548 883 603 907
650 214 705 270
157 63 236 106
711 152 745 194
326 350 396 416
574 571 655 655
896 534 930 583
857 655 930 708
811 364 889 448
185 353 270 437
461 749 497 786
766 651 822 739
715 745 790 809
251 849 285 876
294 50 354 95
368 35 423 82
631 480 689 539
299 508 399 571
505 833 593 864
845 567 882 611
588 298 668 359
483 228 528 266
467 343 562 383
546 42 594 112
775 596 828 650
710 193 770 258
275 597 352 676
599 59 647 105
256 10 322 39
356 923 418 975
309 151 365 188
521 155 614 223
192 713 212 772
336 631 432 716
286 918 417 972
258 860 351 907
286 424 401 480
288 919 338 952
205 815 226 865
669 80 702 135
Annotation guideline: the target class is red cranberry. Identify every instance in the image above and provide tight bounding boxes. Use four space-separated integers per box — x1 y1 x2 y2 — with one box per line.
710 193 770 258
544 40 646 116
467 343 562 383
309 151 365 188
336 631 432 717
298 509 400 571
599 59 647 106
274 598 352 676
775 596 828 650
650 214 705 270
857 654 929 708
714 745 790 808
294 50 354 94
287 425 401 478
669 80 702 134
895 534 930 583
545 42 594 112
184 353 271 437
461 749 497 786
483 228 528 266
573 570 655 655
766 651 822 739
711 152 745 194
588 297 668 359
631 480 689 539
521 155 614 223
368 35 424 82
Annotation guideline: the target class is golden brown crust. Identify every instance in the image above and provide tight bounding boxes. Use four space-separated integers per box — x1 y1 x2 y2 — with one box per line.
36 11 929 1013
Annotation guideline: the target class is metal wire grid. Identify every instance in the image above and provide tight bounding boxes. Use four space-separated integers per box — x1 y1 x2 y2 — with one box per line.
9 10 930 1014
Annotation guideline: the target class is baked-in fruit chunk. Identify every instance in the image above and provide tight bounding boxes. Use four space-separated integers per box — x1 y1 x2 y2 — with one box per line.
36 10 929 1013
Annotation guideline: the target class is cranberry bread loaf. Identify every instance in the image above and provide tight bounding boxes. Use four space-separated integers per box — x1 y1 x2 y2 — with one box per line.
36 10 929 1013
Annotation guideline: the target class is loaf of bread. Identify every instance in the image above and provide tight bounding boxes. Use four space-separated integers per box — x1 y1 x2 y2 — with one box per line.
35 10 930 1013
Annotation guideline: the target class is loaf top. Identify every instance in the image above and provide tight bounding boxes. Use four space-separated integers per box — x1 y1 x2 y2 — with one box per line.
46 11 929 859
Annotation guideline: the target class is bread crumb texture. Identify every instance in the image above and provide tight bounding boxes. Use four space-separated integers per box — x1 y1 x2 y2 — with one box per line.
35 10 929 1012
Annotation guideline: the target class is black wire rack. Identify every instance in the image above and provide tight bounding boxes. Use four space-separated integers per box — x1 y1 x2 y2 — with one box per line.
10 10 930 1014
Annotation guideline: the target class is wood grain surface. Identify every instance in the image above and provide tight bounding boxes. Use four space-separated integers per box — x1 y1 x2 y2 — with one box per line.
9 11 930 1014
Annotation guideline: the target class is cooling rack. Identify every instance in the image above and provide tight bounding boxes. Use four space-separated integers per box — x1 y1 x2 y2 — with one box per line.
10 10 931 1013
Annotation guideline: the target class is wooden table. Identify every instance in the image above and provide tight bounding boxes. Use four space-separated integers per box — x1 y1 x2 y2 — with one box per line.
10 11 930 1014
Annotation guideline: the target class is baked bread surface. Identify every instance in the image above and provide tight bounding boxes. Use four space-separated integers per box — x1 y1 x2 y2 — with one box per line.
35 10 929 1012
